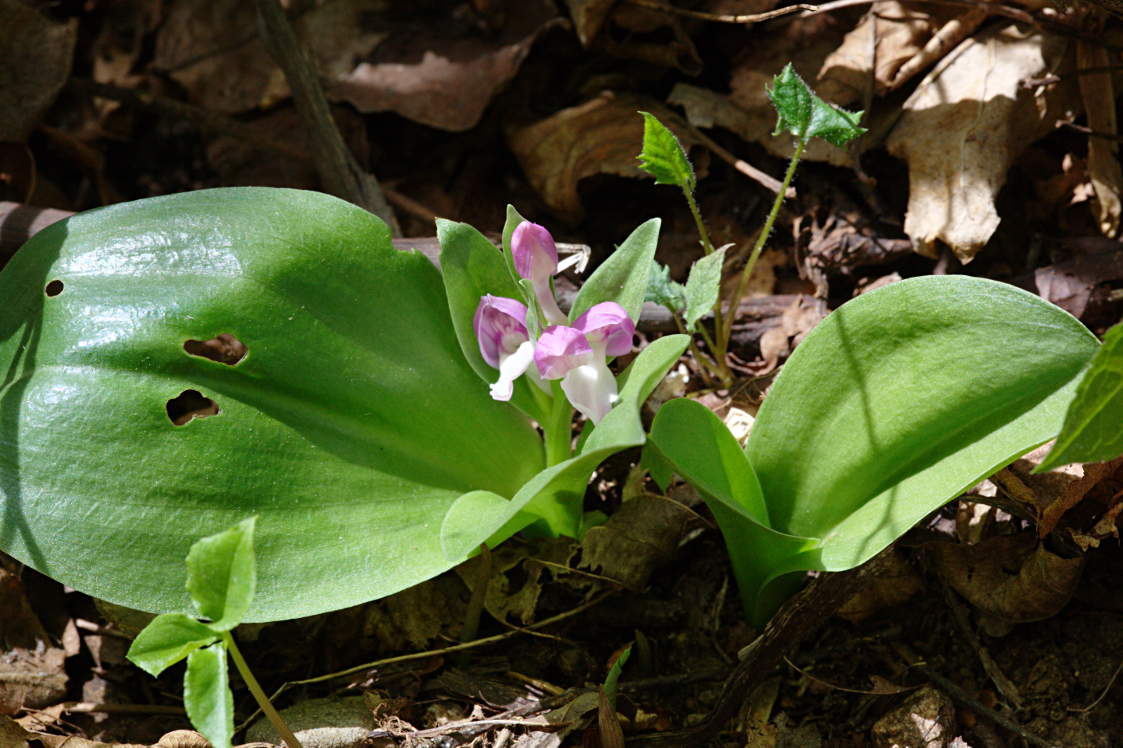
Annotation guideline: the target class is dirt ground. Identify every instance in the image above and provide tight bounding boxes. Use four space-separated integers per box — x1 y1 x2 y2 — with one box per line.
2 1 1123 746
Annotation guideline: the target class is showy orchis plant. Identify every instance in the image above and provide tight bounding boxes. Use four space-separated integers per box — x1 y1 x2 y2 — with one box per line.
638 63 866 386
0 188 687 622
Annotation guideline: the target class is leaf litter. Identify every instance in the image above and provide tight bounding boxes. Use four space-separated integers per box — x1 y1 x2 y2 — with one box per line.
1 1 1123 746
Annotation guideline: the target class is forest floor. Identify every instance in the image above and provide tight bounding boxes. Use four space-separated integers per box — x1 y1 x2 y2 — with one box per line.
2 1 1123 747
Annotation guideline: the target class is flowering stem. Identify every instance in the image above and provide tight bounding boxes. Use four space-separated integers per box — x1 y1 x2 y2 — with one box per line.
222 631 302 748
543 381 574 467
717 136 806 359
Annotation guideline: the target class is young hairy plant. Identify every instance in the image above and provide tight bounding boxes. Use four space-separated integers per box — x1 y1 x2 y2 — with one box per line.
638 63 866 385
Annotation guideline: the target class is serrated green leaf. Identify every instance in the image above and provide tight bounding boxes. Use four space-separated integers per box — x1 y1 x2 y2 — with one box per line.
570 219 660 324
637 112 695 191
683 248 725 329
644 260 686 314
186 517 255 631
1035 322 1123 472
185 642 234 748
768 63 865 146
126 613 218 676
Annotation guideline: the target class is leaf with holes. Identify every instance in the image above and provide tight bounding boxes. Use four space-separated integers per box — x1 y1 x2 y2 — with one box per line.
0 187 547 621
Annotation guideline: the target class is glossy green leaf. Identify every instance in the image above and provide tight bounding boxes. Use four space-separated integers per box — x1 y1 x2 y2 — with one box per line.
748 276 1098 569
126 613 218 676
683 248 725 329
437 218 546 423
186 517 255 630
0 187 544 621
637 112 695 191
441 334 690 557
644 260 685 315
570 219 660 323
1035 322 1123 472
185 642 234 748
650 277 1097 624
646 398 817 625
501 204 529 284
768 63 865 147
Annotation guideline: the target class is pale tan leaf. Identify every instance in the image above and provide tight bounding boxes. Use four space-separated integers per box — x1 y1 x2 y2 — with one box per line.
886 26 1078 261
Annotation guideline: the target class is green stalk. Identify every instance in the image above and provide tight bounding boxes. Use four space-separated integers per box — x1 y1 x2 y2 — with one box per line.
718 137 806 352
222 632 303 748
682 186 715 256
543 381 574 467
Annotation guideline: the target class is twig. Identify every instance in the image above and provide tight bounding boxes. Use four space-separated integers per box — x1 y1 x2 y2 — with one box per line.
238 591 616 730
628 550 897 746
912 664 1059 748
253 0 399 234
687 125 794 197
1070 657 1123 713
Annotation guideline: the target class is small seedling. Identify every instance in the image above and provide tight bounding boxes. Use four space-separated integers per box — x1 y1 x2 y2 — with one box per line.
127 518 302 748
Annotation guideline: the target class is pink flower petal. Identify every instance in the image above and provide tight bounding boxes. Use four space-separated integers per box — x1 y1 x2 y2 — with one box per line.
574 302 635 357
534 325 592 380
474 295 529 369
512 221 558 280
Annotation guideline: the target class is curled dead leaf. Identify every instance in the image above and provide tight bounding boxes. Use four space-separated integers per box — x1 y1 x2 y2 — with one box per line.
0 0 77 141
932 532 1083 623
332 0 564 131
508 92 702 221
885 26 1079 261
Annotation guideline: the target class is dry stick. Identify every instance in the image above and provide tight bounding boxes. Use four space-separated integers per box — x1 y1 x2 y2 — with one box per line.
238 590 617 730
689 125 794 198
628 550 896 746
253 0 400 235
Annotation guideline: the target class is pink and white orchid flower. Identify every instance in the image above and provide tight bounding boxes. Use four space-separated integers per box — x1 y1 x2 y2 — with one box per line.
473 295 537 402
534 301 635 423
512 221 567 326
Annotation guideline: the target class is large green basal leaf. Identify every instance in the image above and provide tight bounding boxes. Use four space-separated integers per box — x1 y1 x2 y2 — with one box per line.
747 276 1099 569
0 187 543 621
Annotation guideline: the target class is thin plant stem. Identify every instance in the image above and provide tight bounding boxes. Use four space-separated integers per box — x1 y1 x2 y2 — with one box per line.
222 631 303 748
682 186 715 256
543 382 574 467
718 137 806 351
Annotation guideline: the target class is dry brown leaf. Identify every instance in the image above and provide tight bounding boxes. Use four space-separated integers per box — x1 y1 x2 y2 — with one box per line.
333 0 563 131
818 1 961 107
1076 39 1122 236
932 532 1083 623
508 92 701 221
565 0 618 45
0 0 77 141
835 549 923 624
0 568 68 714
886 26 1079 261
581 494 695 590
0 715 30 748
1034 247 1123 319
724 16 855 166
154 0 389 114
